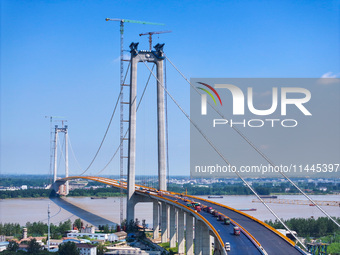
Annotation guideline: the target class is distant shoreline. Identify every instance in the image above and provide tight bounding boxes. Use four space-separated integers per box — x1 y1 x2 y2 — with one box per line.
1 193 337 200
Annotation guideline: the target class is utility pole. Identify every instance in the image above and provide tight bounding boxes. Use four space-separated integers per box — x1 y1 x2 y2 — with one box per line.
47 203 50 251
105 18 164 226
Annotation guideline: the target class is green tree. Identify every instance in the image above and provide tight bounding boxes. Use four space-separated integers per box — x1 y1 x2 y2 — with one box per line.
27 238 41 253
97 243 107 255
27 221 47 236
58 241 80 255
58 220 72 235
0 223 21 236
127 219 135 232
328 242 340 254
74 219 82 230
142 219 147 232
7 241 19 252
103 224 109 233
109 225 116 233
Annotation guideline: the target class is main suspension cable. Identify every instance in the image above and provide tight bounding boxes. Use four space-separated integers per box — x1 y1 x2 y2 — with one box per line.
68 135 84 174
57 134 65 172
95 64 156 175
139 54 308 249
79 62 131 176
165 55 340 228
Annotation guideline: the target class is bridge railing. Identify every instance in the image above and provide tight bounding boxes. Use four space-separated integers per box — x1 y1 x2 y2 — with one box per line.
138 190 226 254
185 194 296 247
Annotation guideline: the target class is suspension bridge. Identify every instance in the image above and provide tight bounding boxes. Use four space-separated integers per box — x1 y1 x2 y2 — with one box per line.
48 33 338 255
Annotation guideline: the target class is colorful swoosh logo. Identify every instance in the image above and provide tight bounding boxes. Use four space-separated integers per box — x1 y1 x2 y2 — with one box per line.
197 82 222 106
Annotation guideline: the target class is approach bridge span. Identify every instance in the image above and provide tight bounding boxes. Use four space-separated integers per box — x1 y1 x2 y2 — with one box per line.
56 176 306 255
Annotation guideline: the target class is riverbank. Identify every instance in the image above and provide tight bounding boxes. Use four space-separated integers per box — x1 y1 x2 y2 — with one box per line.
0 187 122 199
1 195 339 228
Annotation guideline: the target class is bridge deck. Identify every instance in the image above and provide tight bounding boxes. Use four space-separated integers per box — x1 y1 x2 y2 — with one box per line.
188 196 303 255
166 194 262 255
58 176 305 255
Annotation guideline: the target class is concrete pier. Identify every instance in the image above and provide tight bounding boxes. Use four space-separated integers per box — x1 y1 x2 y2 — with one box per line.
177 210 185 254
202 224 211 255
153 201 159 239
185 214 194 255
161 202 168 243
169 206 176 248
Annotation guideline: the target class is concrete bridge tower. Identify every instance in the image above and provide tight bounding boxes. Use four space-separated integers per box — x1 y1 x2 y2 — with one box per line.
53 124 69 195
127 42 167 223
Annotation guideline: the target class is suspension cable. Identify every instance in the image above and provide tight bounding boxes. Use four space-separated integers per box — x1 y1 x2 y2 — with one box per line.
165 55 340 229
139 54 308 250
68 135 84 174
95 64 156 175
78 62 131 176
57 134 65 172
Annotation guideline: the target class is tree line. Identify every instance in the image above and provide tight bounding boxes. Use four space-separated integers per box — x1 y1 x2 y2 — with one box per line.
68 187 122 197
167 181 339 195
0 177 50 187
0 187 122 199
265 217 340 238
2 239 81 255
0 220 72 239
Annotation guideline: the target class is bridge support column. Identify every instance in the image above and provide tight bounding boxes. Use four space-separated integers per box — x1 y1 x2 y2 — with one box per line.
156 57 167 192
194 220 202 255
185 213 194 255
53 126 58 183
64 127 69 195
214 236 224 255
177 209 185 254
161 202 168 243
201 224 211 255
169 206 176 248
127 49 138 224
153 201 159 239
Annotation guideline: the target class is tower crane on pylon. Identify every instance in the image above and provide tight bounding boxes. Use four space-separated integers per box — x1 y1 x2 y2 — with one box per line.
105 18 165 227
139 30 172 51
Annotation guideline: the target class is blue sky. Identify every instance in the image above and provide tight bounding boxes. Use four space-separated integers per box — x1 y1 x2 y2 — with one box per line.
1 0 339 177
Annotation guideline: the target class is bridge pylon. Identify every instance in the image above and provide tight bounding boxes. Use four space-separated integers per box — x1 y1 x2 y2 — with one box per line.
127 42 167 223
52 124 69 195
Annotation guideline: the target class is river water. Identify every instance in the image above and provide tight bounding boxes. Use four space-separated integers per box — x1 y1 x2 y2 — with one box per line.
0 195 339 227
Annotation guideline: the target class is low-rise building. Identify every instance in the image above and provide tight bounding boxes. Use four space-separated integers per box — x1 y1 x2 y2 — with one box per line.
49 239 63 246
0 242 9 252
105 247 160 255
20 236 45 245
81 226 95 234
62 237 82 243
67 232 118 242
113 231 127 241
76 243 97 255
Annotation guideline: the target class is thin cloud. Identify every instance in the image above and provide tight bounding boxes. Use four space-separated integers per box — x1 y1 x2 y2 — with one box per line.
113 54 130 63
321 72 338 78
318 72 340 85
